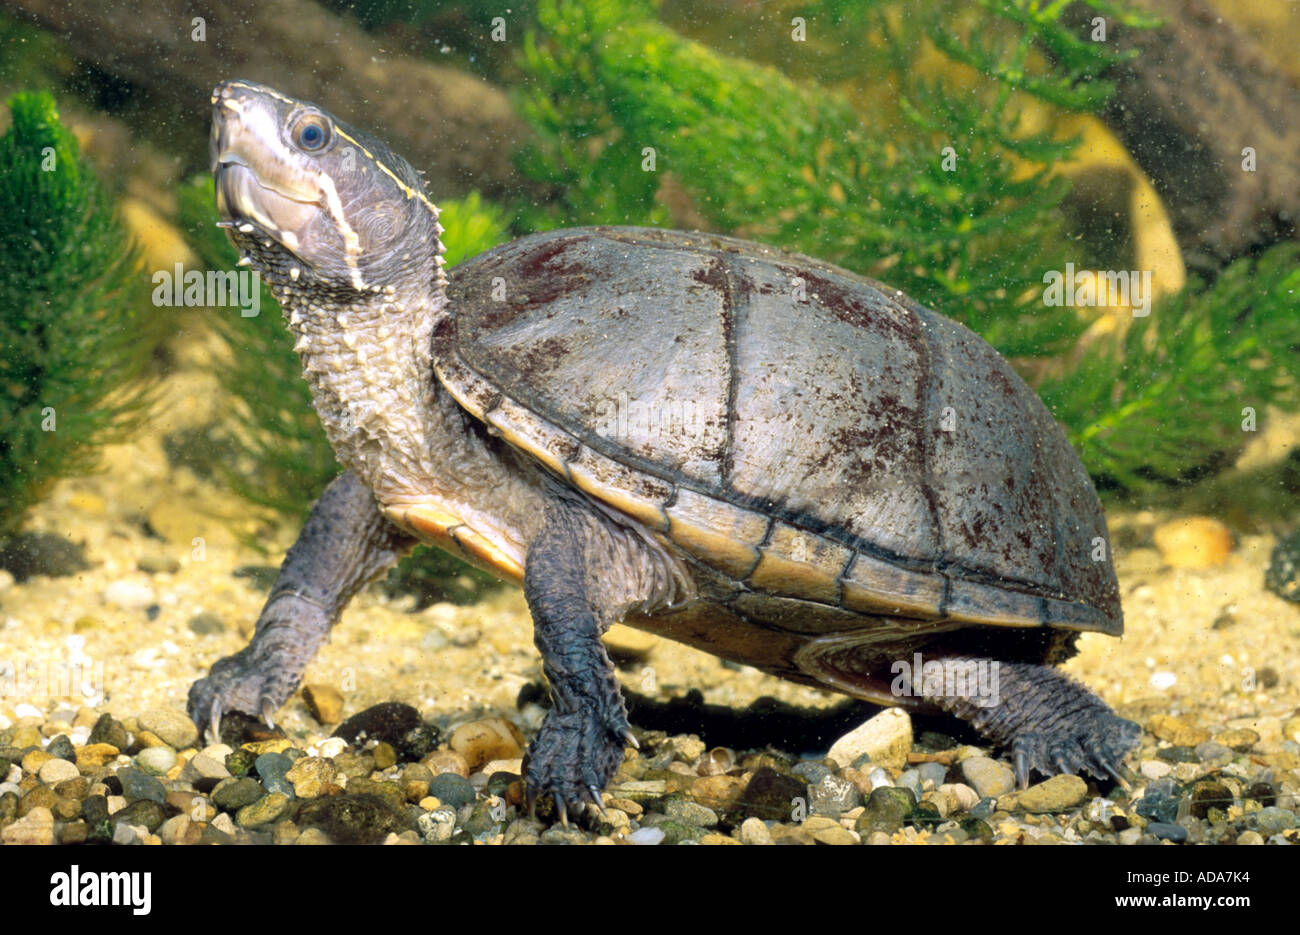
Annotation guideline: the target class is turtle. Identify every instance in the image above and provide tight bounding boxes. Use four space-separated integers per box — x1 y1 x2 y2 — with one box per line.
194 79 1139 814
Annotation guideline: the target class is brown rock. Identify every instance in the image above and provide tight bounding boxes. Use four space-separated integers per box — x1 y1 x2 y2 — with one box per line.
449 719 525 771
302 684 344 725
690 774 747 808
1214 728 1259 752
1148 714 1211 747
75 743 121 769
1153 516 1233 568
2 806 54 844
285 756 339 798
1018 775 1088 813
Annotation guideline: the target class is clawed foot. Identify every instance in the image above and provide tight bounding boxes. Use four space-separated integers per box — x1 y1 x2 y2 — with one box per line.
523 707 636 826
187 610 323 743
1010 711 1140 789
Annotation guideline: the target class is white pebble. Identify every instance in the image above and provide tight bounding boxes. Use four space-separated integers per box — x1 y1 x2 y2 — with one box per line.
1140 760 1172 780
13 703 43 719
314 737 347 759
104 580 156 610
626 827 665 846
1149 671 1177 690
38 759 80 784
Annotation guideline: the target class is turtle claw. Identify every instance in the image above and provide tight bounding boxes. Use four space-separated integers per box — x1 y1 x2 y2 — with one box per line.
522 707 629 825
209 702 223 747
1015 750 1029 790
260 700 277 731
623 730 640 750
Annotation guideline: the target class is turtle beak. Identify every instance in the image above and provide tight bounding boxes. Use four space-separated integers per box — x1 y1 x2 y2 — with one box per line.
210 80 324 249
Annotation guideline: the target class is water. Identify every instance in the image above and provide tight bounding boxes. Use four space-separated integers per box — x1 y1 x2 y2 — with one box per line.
0 0 1297 850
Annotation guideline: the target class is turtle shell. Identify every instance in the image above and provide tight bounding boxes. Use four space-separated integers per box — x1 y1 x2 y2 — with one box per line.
432 226 1121 644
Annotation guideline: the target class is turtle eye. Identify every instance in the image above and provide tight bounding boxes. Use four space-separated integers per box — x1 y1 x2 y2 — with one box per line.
292 115 331 152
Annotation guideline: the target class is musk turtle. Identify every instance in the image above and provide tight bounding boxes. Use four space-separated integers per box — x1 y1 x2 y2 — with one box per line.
194 80 1139 813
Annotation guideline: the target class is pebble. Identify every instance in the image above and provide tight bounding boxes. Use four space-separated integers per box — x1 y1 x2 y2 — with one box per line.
46 734 75 761
1188 779 1232 819
428 773 476 809
1254 807 1295 834
103 579 157 610
183 752 231 783
302 684 344 725
827 708 912 770
664 797 718 828
626 827 665 845
236 793 290 828
315 737 348 759
1018 775 1087 812
112 822 142 845
1139 759 1172 780
449 718 525 770
808 773 860 816
1194 741 1231 763
212 777 266 811
159 814 200 846
917 762 948 788
285 757 339 798
737 766 804 821
88 714 130 751
255 753 295 797
1 806 54 844
895 769 924 801
856 786 915 835
37 758 79 784
137 554 180 574
117 767 168 805
1135 780 1180 823
136 746 176 775
811 824 857 845
1147 822 1187 842
138 708 198 750
1147 714 1210 747
1264 530 1300 602
1214 728 1259 752
187 612 225 635
1236 830 1265 845
373 742 397 771
601 623 658 660
295 793 411 845
1118 827 1142 845
700 833 740 845
332 701 420 747
939 782 979 812
961 759 1019 801
421 748 471 778
738 817 773 845
1152 516 1233 567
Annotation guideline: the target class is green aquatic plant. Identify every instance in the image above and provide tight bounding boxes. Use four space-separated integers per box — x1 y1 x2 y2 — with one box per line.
516 0 1298 491
178 175 511 603
0 91 154 536
1041 243 1300 489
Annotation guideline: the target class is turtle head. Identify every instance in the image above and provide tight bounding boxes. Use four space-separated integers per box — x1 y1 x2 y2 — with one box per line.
210 79 445 295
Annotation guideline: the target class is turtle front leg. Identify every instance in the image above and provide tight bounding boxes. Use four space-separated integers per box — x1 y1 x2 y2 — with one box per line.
521 493 688 822
915 657 1139 788
188 471 415 740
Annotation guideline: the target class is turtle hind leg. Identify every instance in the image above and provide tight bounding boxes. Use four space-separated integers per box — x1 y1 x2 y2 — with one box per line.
916 656 1139 788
